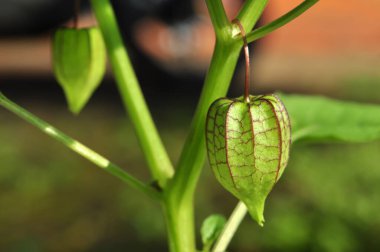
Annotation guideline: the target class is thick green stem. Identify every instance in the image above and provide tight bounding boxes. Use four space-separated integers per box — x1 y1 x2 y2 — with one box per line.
246 0 319 43
90 0 174 187
0 93 160 200
205 0 230 40
168 42 240 203
163 42 240 252
163 195 196 252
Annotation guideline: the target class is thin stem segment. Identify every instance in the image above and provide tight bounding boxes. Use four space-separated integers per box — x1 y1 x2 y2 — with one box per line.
0 93 160 200
212 201 248 252
245 0 319 43
232 19 251 102
90 0 174 188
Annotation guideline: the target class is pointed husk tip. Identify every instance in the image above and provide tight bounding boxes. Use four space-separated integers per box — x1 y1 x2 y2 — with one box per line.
244 200 265 227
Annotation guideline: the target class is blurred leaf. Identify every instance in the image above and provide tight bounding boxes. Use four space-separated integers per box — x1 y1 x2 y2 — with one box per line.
201 214 226 251
314 218 358 252
279 94 380 143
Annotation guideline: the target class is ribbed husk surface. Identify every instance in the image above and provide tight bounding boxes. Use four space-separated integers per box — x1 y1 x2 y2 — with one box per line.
206 95 291 226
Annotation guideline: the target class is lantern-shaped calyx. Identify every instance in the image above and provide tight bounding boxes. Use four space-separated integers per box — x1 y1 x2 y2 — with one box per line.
52 27 106 114
206 94 291 226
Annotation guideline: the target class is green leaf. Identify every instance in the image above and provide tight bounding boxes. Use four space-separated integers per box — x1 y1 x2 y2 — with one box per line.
201 214 226 251
52 27 106 114
278 94 380 143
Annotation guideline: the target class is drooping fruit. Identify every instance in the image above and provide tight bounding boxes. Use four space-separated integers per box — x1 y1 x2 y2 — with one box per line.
206 94 291 226
52 27 106 114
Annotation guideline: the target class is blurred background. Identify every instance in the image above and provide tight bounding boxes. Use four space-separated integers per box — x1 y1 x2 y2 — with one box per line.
1 0 380 251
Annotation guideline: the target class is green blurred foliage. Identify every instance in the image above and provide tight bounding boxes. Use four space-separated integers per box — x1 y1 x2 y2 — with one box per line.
1 93 380 251
280 93 380 143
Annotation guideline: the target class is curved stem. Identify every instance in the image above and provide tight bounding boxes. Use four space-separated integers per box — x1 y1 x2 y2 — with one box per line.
232 19 251 101
0 93 160 200
90 0 174 188
246 0 319 43
212 201 248 252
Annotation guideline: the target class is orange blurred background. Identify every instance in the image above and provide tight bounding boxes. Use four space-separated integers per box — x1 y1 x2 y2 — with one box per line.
1 0 379 95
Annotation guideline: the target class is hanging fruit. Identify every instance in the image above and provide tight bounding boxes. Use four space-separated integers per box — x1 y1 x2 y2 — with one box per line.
52 2 106 114
205 20 291 226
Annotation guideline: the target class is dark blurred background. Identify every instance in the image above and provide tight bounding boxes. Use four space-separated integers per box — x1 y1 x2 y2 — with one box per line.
1 0 380 251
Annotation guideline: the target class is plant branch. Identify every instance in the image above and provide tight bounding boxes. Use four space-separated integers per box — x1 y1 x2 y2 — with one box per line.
245 0 319 43
0 93 161 200
205 0 230 40
212 201 248 252
236 0 269 33
162 41 241 252
90 0 174 188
